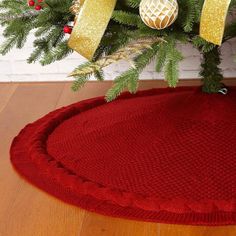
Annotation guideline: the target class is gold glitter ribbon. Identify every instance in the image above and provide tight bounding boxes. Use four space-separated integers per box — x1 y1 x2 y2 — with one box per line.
200 0 231 45
68 0 117 60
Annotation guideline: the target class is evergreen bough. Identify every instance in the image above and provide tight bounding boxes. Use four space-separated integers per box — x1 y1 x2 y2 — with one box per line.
1 0 236 101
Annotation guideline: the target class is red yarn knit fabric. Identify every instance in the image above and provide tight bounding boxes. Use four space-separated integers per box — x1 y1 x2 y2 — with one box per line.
10 87 236 226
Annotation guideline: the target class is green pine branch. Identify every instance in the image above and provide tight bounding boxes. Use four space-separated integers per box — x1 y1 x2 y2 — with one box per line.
164 38 183 87
125 0 141 8
106 42 160 101
112 10 141 26
200 47 223 93
0 0 235 98
192 36 215 53
105 69 139 102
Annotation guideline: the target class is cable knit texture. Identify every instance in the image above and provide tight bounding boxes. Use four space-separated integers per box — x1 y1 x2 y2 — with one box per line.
10 87 236 225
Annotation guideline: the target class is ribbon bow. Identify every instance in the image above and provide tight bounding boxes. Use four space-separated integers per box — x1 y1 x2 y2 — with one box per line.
200 0 231 45
68 0 117 60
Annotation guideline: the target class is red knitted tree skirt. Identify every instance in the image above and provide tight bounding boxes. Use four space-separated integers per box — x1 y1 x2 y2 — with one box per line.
10 87 236 226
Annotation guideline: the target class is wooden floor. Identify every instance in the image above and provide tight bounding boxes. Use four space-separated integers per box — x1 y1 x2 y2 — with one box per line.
1 80 236 236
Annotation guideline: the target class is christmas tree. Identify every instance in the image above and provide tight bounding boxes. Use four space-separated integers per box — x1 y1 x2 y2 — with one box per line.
1 0 236 101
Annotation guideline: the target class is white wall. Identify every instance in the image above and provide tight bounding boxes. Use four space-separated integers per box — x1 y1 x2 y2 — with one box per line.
0 27 236 82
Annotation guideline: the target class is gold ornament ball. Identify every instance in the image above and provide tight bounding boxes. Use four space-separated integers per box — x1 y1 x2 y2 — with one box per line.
139 0 179 30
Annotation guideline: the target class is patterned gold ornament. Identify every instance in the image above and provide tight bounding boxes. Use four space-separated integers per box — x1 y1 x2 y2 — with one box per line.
139 0 178 30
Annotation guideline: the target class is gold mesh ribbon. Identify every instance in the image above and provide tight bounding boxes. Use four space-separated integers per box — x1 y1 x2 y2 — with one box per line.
68 0 117 60
200 0 231 45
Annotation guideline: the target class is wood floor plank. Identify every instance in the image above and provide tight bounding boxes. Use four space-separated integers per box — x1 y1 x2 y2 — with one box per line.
1 81 236 236
0 83 18 114
79 212 158 236
156 224 236 236
0 83 85 236
55 82 113 108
